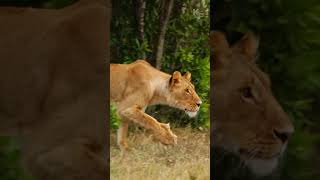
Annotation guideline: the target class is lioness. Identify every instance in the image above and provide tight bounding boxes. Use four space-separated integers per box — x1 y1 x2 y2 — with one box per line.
0 0 110 179
210 31 294 176
110 60 202 150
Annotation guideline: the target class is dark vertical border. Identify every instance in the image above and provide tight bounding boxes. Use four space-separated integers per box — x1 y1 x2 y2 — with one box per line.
210 0 214 177
106 0 111 178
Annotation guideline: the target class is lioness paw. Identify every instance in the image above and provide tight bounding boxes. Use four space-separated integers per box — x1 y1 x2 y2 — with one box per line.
118 140 129 151
153 123 178 145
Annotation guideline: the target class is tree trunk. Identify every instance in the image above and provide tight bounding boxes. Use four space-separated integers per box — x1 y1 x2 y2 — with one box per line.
135 0 146 59
154 0 174 69
170 1 183 71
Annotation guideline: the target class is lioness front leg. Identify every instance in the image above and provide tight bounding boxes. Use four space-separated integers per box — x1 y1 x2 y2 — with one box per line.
118 105 177 148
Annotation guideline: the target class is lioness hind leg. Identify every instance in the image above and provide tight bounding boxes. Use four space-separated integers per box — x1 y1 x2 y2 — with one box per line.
117 120 129 151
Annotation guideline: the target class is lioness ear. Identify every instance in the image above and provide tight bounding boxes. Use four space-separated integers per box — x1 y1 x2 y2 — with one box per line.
183 72 191 81
170 71 181 86
210 31 230 70
209 31 229 50
232 31 259 60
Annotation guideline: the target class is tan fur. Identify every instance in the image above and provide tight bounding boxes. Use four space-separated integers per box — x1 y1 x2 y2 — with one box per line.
0 0 110 179
210 31 294 175
110 60 202 150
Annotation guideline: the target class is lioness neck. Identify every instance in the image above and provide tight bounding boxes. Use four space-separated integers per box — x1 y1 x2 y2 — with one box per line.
149 72 172 106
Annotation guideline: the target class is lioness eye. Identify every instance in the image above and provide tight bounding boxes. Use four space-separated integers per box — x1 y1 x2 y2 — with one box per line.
242 87 253 98
185 88 190 93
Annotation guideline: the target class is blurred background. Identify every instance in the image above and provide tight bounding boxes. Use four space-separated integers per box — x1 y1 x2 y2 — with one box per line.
211 0 320 179
0 1 78 180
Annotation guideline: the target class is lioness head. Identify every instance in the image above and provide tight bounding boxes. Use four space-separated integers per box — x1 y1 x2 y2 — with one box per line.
210 31 294 176
167 71 202 117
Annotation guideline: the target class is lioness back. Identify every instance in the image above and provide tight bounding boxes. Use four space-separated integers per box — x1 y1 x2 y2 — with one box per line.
110 60 160 103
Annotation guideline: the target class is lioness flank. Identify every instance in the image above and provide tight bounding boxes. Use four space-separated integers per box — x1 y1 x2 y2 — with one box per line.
110 60 202 151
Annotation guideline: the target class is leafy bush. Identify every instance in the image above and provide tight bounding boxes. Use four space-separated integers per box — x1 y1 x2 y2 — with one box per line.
160 0 210 127
110 104 121 129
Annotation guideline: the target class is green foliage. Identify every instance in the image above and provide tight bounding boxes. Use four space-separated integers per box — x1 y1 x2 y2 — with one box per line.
161 0 210 127
110 104 121 129
214 0 320 179
111 0 210 128
0 137 34 180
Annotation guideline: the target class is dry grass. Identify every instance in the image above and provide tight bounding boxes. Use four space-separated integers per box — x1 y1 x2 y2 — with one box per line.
110 127 210 180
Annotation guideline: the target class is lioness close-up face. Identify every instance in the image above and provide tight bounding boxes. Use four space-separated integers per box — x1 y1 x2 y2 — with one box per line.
210 31 294 176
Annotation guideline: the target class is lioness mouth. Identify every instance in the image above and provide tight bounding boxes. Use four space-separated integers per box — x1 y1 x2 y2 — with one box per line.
244 157 279 176
185 110 198 118
239 149 282 176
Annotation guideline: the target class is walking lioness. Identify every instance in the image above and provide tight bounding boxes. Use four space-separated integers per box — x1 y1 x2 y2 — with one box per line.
110 60 202 150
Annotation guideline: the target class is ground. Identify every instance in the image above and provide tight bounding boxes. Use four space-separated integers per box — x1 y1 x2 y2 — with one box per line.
110 127 210 180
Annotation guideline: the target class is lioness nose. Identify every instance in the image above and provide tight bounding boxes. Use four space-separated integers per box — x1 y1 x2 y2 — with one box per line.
273 129 293 143
196 100 202 107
